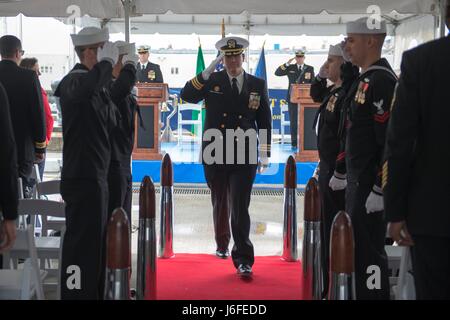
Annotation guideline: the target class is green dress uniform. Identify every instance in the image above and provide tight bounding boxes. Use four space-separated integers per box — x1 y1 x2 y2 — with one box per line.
180 70 272 269
383 35 450 299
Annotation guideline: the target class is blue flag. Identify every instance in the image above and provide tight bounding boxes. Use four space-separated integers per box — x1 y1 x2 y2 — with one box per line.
254 45 267 83
215 50 224 72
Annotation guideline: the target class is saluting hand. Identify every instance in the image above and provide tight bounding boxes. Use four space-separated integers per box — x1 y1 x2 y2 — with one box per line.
202 52 225 81
287 57 295 65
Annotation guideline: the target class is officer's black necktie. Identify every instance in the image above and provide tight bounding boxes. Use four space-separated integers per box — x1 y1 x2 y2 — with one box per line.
232 78 239 100
141 64 145 70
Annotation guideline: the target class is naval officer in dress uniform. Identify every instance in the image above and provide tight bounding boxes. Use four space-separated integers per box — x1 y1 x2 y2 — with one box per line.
275 50 314 148
342 17 398 300
383 1 450 299
180 36 272 277
55 27 122 299
136 45 164 83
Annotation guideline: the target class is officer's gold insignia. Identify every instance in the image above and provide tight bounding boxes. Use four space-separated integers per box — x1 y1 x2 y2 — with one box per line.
248 92 260 110
214 86 220 92
227 39 236 48
305 72 311 80
148 70 156 80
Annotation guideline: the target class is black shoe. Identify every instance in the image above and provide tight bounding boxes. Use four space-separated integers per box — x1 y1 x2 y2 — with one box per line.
215 249 229 259
236 264 253 277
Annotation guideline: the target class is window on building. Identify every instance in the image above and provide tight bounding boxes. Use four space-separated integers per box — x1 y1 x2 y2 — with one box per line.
171 67 179 75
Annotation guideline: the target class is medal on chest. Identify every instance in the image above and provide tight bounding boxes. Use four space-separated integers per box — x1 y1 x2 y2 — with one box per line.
326 93 338 112
248 92 260 110
355 79 370 104
148 70 156 80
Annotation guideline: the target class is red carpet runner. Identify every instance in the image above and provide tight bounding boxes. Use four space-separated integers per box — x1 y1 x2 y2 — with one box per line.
156 254 302 300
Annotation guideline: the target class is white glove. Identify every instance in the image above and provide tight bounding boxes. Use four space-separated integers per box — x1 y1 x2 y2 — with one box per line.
97 41 119 66
202 52 225 80
123 53 139 66
365 186 384 213
257 157 269 174
329 171 347 191
318 63 328 79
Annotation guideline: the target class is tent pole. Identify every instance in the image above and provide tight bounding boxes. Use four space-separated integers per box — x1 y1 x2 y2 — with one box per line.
122 0 132 43
439 0 446 38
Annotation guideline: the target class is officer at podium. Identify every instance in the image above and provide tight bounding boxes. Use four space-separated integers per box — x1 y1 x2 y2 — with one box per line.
136 45 164 83
275 49 315 148
180 36 272 278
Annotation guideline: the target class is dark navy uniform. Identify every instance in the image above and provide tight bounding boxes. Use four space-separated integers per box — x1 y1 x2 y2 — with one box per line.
344 58 397 300
275 63 314 147
180 70 272 268
310 76 347 296
384 36 450 299
107 63 138 223
0 82 18 221
136 61 163 83
0 60 46 194
55 61 118 299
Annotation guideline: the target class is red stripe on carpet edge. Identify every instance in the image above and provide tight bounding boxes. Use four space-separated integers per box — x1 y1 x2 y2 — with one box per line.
156 253 303 300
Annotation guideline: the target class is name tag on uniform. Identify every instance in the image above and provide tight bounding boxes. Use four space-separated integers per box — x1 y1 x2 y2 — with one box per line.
305 72 311 80
248 92 260 110
148 70 156 80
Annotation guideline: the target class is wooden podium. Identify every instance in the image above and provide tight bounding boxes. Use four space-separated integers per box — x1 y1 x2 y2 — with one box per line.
132 83 168 160
290 84 320 162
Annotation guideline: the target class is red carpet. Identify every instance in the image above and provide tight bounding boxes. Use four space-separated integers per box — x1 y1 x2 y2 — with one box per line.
156 254 302 300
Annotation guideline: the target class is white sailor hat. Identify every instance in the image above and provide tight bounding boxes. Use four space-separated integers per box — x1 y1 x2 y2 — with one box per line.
114 41 136 56
215 36 249 56
137 45 150 54
346 17 387 35
70 27 109 47
328 44 344 57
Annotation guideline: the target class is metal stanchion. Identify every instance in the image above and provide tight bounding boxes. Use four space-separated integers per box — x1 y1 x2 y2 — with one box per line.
136 176 157 300
328 210 355 300
159 153 175 258
301 178 323 300
282 155 298 262
104 208 130 300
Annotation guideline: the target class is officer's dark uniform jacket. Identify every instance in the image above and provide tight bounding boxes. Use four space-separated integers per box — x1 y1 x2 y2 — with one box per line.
180 70 272 182
0 82 18 220
136 61 164 83
109 63 138 166
0 60 46 180
275 63 315 101
384 36 450 237
107 63 138 220
55 61 118 182
311 77 347 167
344 58 397 188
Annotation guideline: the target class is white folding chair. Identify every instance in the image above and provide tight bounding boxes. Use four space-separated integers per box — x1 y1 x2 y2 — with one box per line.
386 244 416 300
1 226 46 300
177 103 203 144
280 104 290 144
36 180 65 236
14 198 66 299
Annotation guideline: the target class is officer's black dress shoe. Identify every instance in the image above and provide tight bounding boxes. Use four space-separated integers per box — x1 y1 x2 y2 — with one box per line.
215 249 230 259
236 264 253 277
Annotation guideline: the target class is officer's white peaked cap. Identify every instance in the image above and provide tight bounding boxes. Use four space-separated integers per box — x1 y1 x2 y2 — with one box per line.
346 17 387 35
114 41 136 55
215 36 249 56
71 27 109 47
